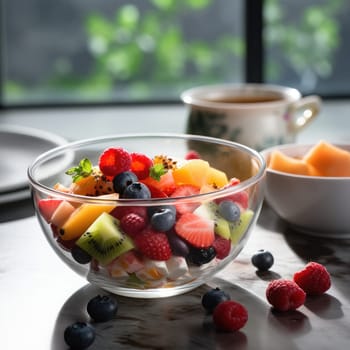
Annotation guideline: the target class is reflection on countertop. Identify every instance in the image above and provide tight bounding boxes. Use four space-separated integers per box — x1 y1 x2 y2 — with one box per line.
0 203 349 349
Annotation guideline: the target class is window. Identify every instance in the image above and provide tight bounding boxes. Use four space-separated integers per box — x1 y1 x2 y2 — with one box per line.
1 0 349 108
264 0 350 97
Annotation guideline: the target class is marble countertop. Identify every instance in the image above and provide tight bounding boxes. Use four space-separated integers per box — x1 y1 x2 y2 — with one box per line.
0 204 349 350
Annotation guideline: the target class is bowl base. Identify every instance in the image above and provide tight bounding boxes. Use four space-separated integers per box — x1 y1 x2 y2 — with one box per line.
288 223 350 239
87 269 206 298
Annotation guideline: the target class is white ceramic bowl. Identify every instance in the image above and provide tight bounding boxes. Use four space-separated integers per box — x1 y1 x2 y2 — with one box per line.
28 133 266 298
261 143 350 238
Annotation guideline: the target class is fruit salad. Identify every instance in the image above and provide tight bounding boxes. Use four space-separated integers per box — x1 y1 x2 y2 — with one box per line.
37 147 254 290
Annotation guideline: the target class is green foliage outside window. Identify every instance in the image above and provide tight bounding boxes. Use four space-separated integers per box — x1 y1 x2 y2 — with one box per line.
265 0 343 89
3 0 345 104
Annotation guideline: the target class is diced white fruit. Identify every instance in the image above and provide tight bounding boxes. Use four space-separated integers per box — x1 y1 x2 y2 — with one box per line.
117 251 144 274
166 256 189 280
136 259 169 281
50 200 76 227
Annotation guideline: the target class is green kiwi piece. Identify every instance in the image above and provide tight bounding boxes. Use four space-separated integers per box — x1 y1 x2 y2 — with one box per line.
229 209 254 244
214 216 231 239
76 212 134 265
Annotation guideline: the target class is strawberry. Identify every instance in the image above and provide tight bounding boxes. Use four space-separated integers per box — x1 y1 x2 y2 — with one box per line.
38 198 62 223
98 147 132 177
146 184 168 198
175 212 215 248
141 171 176 196
170 184 201 214
130 152 153 180
213 300 248 331
134 229 172 261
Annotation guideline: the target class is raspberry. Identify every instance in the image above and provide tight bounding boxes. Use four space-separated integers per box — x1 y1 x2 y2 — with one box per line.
130 152 153 180
266 279 306 311
134 229 172 261
212 300 248 331
120 213 147 237
98 147 131 177
293 262 331 296
212 236 231 259
110 206 148 221
185 150 200 160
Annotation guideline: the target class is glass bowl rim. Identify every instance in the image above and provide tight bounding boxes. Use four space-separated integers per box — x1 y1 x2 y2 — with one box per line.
27 132 266 205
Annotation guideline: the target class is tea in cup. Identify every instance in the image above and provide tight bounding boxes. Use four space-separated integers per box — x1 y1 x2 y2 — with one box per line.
181 83 321 150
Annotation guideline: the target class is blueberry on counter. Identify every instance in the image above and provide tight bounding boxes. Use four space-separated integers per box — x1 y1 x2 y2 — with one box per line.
64 322 95 349
251 249 274 271
87 294 118 322
202 287 231 313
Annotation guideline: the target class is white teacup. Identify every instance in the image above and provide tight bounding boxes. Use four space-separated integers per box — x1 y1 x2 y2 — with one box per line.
181 83 321 150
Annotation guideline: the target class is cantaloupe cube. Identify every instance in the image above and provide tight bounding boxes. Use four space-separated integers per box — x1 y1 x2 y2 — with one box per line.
269 150 310 176
303 141 350 177
172 159 210 187
205 167 229 188
60 193 118 241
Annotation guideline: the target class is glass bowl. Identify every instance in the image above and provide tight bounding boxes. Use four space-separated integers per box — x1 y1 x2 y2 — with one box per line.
28 133 266 298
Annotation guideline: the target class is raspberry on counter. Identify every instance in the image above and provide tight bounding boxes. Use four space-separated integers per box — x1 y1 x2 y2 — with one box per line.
293 261 331 296
266 279 306 311
213 300 248 331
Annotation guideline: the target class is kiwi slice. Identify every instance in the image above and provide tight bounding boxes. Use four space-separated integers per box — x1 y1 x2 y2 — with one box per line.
76 212 134 265
194 202 231 239
229 209 254 244
214 217 231 240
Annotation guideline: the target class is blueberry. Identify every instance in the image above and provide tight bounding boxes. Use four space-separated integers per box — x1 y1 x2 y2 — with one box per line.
167 231 190 257
64 322 95 349
187 246 216 266
218 200 241 222
150 207 176 231
202 287 231 313
87 295 118 322
122 182 151 199
113 171 138 194
147 205 176 218
251 249 274 271
71 245 92 264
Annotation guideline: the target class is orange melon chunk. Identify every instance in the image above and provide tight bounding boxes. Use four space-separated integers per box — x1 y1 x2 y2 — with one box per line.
60 193 118 241
172 159 210 187
268 150 320 176
205 167 229 188
303 141 350 177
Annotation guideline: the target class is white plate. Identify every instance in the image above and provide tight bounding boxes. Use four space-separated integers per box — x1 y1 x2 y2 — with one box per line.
0 124 67 194
0 188 31 204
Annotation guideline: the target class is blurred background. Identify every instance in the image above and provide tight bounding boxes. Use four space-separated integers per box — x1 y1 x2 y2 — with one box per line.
1 0 349 108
